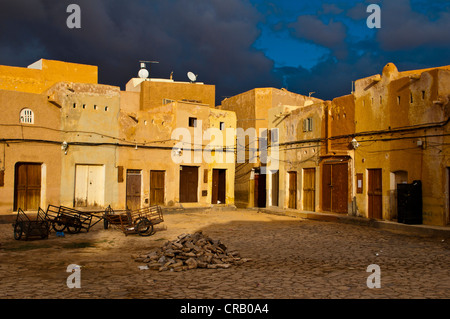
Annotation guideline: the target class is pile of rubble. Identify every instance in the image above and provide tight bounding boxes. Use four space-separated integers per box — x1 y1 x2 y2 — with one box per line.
135 231 251 271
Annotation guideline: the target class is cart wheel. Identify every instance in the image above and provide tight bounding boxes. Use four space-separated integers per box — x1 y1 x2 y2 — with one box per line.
136 219 154 236
66 219 82 234
13 224 22 240
52 217 66 232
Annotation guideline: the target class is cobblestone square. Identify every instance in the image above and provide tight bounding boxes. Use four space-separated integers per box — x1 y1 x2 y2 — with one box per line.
0 209 449 299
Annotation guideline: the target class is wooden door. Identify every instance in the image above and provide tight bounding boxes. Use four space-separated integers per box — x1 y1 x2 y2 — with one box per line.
126 170 141 211
368 169 382 219
288 171 297 209
253 170 266 208
75 165 105 208
180 166 198 203
322 163 348 213
150 170 165 205
14 163 41 211
303 168 315 211
322 164 332 212
212 169 226 204
271 170 279 207
332 163 348 213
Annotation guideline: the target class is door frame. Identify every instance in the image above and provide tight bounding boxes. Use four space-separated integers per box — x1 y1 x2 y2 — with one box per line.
303 168 316 212
212 169 226 204
179 165 199 203
74 164 105 208
368 168 383 219
150 170 165 205
288 171 297 209
126 169 142 211
13 162 42 211
321 161 349 214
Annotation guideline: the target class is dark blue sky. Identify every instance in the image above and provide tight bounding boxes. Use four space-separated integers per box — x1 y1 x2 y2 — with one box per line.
1 0 450 104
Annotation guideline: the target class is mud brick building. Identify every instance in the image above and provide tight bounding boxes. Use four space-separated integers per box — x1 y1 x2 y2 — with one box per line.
0 59 236 217
267 63 450 227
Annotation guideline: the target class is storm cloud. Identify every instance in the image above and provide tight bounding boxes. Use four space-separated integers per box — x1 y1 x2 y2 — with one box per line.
0 0 278 104
1 0 450 104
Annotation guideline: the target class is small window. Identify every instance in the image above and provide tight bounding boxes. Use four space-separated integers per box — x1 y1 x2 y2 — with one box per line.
189 117 197 127
422 91 425 100
93 105 97 110
303 117 313 132
410 93 413 104
82 104 86 109
163 98 175 105
73 103 77 108
219 122 225 131
397 96 401 104
105 106 109 112
19 108 34 124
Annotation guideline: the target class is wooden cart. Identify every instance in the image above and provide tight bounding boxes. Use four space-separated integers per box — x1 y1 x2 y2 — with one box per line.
44 205 103 234
13 208 51 240
103 205 164 236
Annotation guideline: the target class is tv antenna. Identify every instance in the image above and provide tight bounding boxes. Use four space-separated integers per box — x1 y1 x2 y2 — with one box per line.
138 60 159 79
187 71 197 83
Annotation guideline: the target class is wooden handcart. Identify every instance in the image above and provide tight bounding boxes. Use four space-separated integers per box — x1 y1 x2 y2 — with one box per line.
103 205 164 236
44 205 103 234
13 208 51 240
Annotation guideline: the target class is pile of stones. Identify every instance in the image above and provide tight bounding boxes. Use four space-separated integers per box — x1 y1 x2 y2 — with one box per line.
135 231 251 271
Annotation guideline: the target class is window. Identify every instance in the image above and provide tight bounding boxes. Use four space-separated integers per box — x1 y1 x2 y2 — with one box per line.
219 122 225 131
189 117 197 127
422 91 425 100
163 98 175 105
19 108 34 124
303 117 313 132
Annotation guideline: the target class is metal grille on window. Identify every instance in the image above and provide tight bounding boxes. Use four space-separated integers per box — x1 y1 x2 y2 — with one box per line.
20 109 34 124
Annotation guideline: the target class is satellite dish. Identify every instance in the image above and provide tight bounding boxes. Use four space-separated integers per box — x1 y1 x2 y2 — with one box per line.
187 72 197 82
138 60 159 79
138 68 149 79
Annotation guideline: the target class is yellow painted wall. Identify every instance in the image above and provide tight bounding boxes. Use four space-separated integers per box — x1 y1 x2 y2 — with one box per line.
0 59 97 94
138 80 215 110
48 82 121 209
220 87 320 208
353 63 450 225
117 96 236 209
0 89 62 213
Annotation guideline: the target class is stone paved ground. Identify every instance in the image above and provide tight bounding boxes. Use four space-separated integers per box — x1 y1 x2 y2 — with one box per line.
0 209 449 299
